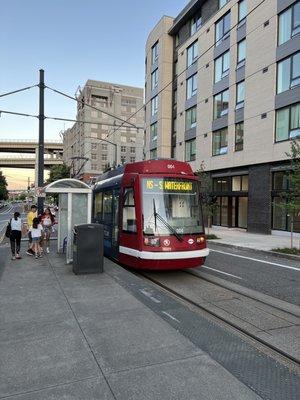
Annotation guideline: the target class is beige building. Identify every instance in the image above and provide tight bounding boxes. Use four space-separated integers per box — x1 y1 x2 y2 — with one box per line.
63 80 144 181
145 0 300 234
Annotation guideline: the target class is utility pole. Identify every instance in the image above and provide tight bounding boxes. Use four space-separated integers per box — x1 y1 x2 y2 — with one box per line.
37 69 45 214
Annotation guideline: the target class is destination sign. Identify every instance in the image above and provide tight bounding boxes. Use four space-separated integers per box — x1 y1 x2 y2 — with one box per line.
143 179 195 192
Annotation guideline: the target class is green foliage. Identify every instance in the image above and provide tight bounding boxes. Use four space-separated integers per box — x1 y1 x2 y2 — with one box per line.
195 162 218 225
272 247 300 255
206 234 220 240
280 139 300 219
0 171 8 200
18 193 27 201
47 163 71 183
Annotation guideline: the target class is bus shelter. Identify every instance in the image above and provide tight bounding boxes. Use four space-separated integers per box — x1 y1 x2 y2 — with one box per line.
45 178 92 263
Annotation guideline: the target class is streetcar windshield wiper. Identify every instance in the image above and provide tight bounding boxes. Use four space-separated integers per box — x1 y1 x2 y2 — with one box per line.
152 199 183 242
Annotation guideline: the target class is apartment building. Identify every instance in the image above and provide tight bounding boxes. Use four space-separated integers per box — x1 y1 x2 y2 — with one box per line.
145 0 300 234
63 80 144 182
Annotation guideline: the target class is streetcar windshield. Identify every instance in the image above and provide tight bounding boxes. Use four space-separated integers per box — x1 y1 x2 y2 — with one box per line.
142 178 203 235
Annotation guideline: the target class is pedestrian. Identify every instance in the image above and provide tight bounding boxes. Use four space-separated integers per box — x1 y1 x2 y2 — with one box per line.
26 204 37 256
40 207 55 253
29 217 43 259
9 211 22 260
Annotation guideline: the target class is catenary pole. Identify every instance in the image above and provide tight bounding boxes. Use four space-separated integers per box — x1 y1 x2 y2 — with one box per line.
37 69 45 214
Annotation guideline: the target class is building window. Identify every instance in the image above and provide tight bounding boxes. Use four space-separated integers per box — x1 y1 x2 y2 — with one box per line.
151 96 158 116
235 122 244 151
173 88 177 106
236 81 245 109
185 139 196 161
273 171 289 190
219 0 228 8
232 175 248 191
121 156 126 163
175 34 179 47
278 1 300 45
151 68 158 90
213 177 229 192
187 41 198 67
212 128 228 155
276 103 300 141
214 51 230 82
102 144 107 151
277 52 300 93
92 143 97 150
213 89 229 119
130 147 135 154
91 153 97 160
215 12 231 45
151 41 159 64
190 15 202 35
238 0 247 23
150 123 157 141
102 154 107 161
91 164 97 170
130 157 135 163
121 146 126 152
150 148 157 159
186 74 197 99
186 106 197 130
237 40 246 69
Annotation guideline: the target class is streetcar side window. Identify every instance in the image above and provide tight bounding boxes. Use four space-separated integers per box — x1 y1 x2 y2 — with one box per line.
94 192 103 222
122 188 137 232
103 191 113 223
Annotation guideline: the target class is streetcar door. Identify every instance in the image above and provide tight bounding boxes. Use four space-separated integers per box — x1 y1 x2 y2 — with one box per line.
111 188 120 257
120 187 138 251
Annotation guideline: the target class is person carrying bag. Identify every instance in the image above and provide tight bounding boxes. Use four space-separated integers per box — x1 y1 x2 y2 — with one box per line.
9 212 22 260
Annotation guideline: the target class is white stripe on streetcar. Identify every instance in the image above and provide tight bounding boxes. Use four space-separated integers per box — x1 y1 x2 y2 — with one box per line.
119 246 209 260
202 265 242 280
210 249 300 272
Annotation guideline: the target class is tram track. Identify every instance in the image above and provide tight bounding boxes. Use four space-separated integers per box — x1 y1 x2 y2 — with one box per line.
135 269 300 370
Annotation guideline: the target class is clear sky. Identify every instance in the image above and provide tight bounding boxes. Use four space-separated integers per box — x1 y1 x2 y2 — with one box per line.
1 0 187 189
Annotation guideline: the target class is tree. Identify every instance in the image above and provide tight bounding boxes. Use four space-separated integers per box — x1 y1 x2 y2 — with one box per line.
280 139 300 248
47 163 71 184
195 162 218 235
0 171 8 200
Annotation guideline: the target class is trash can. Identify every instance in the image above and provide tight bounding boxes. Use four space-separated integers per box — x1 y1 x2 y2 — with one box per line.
73 224 104 274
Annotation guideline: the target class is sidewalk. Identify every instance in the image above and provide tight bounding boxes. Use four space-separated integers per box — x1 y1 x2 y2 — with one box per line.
208 226 300 252
0 243 298 399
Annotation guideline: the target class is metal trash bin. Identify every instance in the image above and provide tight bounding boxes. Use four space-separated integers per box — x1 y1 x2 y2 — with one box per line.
73 224 104 274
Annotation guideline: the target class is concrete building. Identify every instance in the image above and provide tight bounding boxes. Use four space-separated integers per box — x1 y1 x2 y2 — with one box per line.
145 0 300 234
63 80 144 182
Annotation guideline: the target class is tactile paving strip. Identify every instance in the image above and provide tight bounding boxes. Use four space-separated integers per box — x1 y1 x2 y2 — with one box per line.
107 266 300 400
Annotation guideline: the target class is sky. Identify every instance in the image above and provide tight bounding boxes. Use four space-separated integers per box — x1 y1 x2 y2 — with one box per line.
0 0 187 189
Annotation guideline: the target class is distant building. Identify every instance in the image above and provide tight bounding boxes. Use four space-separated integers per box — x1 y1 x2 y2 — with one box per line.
145 0 300 234
63 80 144 181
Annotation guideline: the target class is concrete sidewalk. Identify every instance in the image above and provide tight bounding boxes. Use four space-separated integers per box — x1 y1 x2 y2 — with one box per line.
208 226 300 252
0 244 298 399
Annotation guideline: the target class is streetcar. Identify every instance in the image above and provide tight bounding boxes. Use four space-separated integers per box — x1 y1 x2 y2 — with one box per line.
92 159 209 270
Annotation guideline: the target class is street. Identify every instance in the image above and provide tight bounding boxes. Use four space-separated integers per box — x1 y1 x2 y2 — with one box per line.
201 243 300 305
0 203 25 240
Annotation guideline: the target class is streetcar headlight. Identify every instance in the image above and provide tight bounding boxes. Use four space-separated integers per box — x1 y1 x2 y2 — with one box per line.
197 236 205 243
144 237 160 247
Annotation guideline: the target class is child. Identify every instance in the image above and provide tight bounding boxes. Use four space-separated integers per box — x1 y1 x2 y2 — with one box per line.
29 217 43 259
10 211 22 260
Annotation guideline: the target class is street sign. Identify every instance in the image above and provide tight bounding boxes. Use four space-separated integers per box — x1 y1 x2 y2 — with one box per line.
35 187 46 197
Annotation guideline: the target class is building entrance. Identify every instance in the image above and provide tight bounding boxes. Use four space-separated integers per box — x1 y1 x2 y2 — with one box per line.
213 196 248 229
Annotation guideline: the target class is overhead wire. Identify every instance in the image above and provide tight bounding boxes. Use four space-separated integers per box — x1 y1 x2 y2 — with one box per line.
45 85 139 128
0 85 38 98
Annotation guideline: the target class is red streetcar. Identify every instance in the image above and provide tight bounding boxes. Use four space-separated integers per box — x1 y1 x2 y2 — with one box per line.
93 159 209 270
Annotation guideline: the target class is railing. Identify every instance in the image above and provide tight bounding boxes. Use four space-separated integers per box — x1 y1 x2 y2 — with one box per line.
0 139 63 144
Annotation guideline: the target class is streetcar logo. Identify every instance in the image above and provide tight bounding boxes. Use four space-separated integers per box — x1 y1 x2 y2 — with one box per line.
188 239 194 244
163 239 170 246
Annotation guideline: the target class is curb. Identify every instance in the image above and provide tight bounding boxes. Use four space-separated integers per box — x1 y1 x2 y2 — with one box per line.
207 240 300 262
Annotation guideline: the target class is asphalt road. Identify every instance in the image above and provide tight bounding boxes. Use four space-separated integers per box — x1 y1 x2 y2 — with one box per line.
202 243 300 305
0 203 26 238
